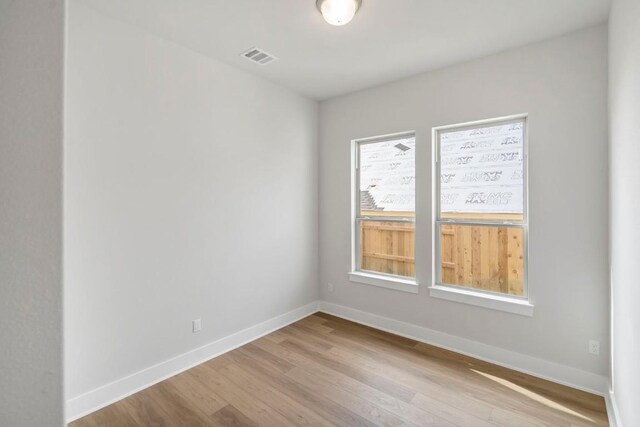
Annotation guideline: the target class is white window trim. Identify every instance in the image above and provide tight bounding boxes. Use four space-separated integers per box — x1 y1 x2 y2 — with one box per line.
349 271 419 294
428 285 534 316
432 114 531 314
351 131 417 291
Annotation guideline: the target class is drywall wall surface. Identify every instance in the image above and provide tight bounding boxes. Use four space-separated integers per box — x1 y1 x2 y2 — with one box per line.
319 26 609 378
0 0 65 425
65 1 318 400
609 0 640 424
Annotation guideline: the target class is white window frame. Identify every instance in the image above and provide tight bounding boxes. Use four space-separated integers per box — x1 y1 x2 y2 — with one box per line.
349 131 418 294
430 115 533 316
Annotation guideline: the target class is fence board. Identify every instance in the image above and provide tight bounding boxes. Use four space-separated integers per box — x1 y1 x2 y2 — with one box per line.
359 219 524 295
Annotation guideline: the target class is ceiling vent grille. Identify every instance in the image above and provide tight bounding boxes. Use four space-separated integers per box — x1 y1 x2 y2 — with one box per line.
241 47 277 65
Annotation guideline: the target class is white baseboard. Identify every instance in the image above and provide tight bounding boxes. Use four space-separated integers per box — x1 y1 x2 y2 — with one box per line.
318 301 608 397
67 299 611 423
66 301 319 422
605 389 622 427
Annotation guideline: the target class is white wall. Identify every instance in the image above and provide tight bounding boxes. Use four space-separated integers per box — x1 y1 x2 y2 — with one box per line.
319 26 609 384
65 0 318 404
0 1 65 425
609 0 640 425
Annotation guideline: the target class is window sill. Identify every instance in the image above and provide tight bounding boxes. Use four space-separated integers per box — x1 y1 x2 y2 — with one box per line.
348 272 419 294
428 285 534 316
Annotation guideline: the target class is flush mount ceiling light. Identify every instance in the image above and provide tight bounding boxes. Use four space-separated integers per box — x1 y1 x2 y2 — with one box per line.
316 0 362 26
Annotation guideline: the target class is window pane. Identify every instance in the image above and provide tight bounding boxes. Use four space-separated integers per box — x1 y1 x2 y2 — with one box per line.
439 121 524 221
440 224 524 296
360 137 415 218
360 220 415 278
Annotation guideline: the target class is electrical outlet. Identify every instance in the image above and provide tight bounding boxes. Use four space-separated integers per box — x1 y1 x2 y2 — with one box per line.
192 319 202 333
328 283 334 292
588 340 600 355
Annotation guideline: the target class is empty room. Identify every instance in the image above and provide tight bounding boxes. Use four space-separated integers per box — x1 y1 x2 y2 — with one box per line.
2 0 639 425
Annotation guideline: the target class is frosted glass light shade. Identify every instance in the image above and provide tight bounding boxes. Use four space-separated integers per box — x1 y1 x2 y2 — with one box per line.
316 0 362 26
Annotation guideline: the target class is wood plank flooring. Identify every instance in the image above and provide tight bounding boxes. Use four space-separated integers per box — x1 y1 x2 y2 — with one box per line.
70 313 609 426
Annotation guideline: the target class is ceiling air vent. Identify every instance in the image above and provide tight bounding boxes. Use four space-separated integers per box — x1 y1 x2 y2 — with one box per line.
241 47 277 65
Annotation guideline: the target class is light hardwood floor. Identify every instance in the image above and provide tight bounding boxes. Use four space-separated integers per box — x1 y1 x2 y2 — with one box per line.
70 313 609 426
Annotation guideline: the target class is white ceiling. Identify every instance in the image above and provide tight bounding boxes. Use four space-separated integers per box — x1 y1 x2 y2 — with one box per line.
81 0 611 100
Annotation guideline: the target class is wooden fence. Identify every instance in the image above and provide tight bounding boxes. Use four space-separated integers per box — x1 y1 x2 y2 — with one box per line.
360 221 415 278
360 220 524 296
440 224 524 295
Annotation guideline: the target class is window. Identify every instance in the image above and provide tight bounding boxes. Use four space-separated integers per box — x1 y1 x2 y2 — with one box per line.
434 116 528 301
351 133 416 291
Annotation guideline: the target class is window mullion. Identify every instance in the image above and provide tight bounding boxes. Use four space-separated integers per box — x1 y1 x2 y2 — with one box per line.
437 219 525 228
360 216 414 223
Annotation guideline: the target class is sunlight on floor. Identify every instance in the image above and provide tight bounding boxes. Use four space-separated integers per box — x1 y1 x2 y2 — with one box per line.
471 369 594 422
